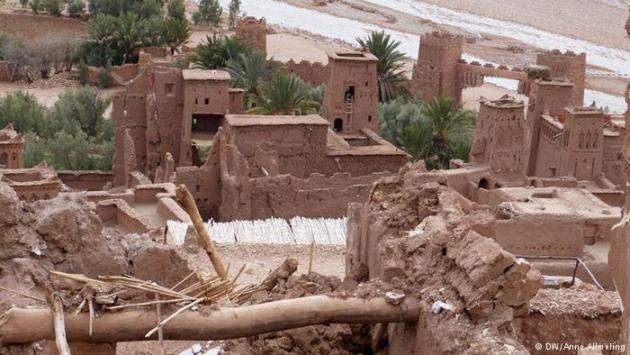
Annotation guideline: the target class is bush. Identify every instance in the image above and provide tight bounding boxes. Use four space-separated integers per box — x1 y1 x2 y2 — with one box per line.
77 60 89 85
194 35 250 69
19 0 28 8
43 0 61 16
167 0 186 20
0 91 48 135
29 0 41 14
193 0 222 26
48 86 111 138
97 61 112 88
67 0 85 17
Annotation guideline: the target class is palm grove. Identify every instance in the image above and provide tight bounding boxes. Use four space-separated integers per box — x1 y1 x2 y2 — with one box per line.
0 0 475 171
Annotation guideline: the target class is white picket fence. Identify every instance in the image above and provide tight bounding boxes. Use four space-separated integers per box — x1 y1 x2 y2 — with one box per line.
166 217 347 246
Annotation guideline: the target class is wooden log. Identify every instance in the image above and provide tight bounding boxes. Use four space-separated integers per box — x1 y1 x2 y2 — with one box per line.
175 184 228 279
0 296 419 344
260 257 298 291
345 203 362 279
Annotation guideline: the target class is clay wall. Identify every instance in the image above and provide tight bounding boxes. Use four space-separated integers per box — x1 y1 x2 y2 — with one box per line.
537 50 586 106
602 128 625 186
111 63 140 83
57 171 113 191
227 171 390 220
281 60 330 86
10 182 60 201
0 143 24 169
236 17 267 54
228 88 245 114
513 288 622 353
470 97 526 173
322 52 379 134
225 119 329 178
96 199 151 234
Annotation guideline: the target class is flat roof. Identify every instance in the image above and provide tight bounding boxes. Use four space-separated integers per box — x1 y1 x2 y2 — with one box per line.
327 50 378 62
225 114 331 127
481 95 524 109
182 69 231 81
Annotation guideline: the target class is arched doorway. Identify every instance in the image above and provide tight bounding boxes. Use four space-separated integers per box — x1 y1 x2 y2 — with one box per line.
478 178 489 189
333 118 343 133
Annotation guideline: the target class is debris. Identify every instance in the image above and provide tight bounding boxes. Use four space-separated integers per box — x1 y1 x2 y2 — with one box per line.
431 300 454 314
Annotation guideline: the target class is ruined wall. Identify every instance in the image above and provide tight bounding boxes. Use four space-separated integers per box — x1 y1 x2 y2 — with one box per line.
241 172 391 220
537 50 586 106
602 124 625 186
57 171 113 191
112 67 186 186
95 199 151 234
281 60 330 86
514 287 622 354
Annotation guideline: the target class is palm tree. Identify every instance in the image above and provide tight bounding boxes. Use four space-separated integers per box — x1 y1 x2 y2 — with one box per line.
356 31 408 102
248 74 320 115
194 35 250 69
114 13 145 63
400 97 475 170
226 51 280 98
164 18 191 54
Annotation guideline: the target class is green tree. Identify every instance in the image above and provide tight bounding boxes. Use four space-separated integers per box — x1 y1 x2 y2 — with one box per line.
163 18 191 54
194 35 250 69
228 0 240 28
399 97 475 170
378 97 423 146
248 74 320 115
19 0 28 8
226 50 279 98
29 0 42 14
114 12 145 63
167 0 186 20
43 0 61 16
193 0 222 26
48 86 111 138
356 31 408 102
67 0 85 17
0 91 48 135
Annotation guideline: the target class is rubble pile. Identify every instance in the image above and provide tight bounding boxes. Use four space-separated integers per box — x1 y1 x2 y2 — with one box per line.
363 164 544 353
0 181 200 312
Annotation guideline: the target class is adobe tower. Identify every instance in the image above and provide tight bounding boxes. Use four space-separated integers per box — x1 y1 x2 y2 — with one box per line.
322 50 379 135
536 50 586 106
469 96 526 173
411 32 464 103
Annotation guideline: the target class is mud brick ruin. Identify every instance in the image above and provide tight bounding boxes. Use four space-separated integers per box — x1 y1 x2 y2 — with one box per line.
1 14 630 355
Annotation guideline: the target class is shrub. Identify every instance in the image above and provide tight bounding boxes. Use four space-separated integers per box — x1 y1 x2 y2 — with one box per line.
29 0 41 14
49 86 111 138
0 91 48 135
194 35 250 69
19 0 28 8
97 61 112 88
193 0 222 26
167 0 186 20
43 0 61 16
67 0 85 17
77 60 89 85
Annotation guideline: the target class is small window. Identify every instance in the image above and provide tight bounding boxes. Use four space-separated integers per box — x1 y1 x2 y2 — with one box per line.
365 81 369 87
195 98 198 104
165 83 174 96
368 115 372 122
204 98 209 105
333 118 343 132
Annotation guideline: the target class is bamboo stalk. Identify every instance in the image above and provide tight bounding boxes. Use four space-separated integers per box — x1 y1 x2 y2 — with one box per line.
155 293 165 355
106 299 187 311
308 242 315 275
170 271 197 291
233 264 247 284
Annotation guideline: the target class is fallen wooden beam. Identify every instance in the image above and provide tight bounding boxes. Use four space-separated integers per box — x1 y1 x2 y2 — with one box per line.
175 184 228 279
0 295 419 344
